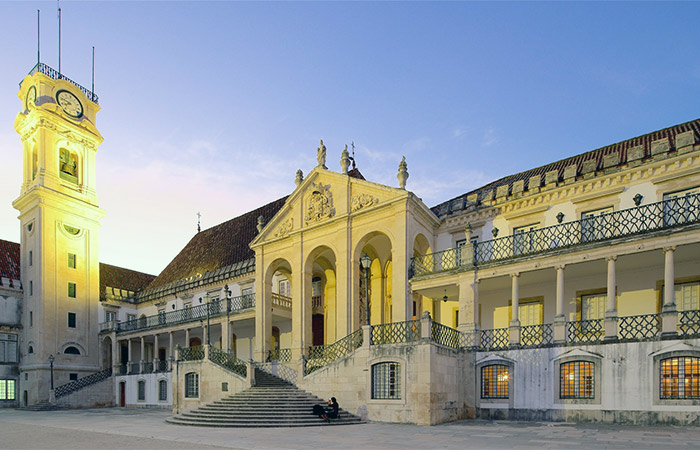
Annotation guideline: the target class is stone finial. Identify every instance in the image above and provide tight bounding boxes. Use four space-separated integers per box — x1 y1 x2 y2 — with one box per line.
295 169 304 187
340 145 350 174
397 156 409 189
256 215 265 233
317 140 327 169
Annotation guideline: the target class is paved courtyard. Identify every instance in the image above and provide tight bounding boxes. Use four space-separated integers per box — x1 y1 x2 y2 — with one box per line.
0 408 699 449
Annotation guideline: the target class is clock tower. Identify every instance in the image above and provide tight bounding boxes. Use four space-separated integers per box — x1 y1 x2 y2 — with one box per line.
13 64 104 405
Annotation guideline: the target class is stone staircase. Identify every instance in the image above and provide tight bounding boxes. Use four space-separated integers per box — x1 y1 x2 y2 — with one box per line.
21 400 61 411
167 369 365 427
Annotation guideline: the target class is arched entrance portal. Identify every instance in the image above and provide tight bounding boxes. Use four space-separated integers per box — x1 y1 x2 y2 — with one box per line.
356 232 393 326
305 246 337 346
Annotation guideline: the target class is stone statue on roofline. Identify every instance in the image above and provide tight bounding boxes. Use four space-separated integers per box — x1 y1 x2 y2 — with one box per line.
340 145 350 174
398 156 409 189
295 169 304 187
317 140 327 169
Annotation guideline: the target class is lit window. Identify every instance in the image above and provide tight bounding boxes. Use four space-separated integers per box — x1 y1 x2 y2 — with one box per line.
159 380 167 401
0 334 18 363
58 148 78 184
581 293 606 321
68 253 76 269
138 380 146 401
68 312 76 328
560 361 594 399
0 380 16 400
185 372 199 398
661 357 700 399
371 362 401 400
676 281 700 312
481 364 509 399
68 282 76 298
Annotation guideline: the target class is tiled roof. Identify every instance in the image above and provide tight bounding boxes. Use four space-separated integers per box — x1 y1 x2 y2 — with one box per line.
99 263 156 301
0 239 20 282
146 196 288 289
432 118 700 217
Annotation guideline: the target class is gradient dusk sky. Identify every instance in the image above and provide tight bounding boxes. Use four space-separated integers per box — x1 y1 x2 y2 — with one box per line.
1 1 700 276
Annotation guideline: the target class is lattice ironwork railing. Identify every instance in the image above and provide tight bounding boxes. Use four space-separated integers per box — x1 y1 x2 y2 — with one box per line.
370 320 421 345
618 313 660 340
679 310 700 336
458 330 478 349
254 362 298 385
306 329 363 375
101 293 255 334
142 361 153 374
266 348 291 363
129 363 141 374
118 364 128 376
567 319 604 343
272 293 292 310
180 346 204 361
55 368 112 399
25 62 100 104
480 328 509 350
155 360 170 372
411 193 700 277
520 324 554 347
431 321 461 349
209 346 247 378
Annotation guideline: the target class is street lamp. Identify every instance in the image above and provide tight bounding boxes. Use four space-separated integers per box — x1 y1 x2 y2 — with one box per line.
48 354 54 390
360 254 372 326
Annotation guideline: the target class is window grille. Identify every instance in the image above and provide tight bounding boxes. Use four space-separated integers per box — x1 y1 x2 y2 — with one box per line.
67 313 76 328
0 379 16 400
158 380 167 401
661 357 700 399
185 372 199 398
481 364 509 399
0 334 18 363
371 362 401 400
137 380 146 401
105 311 116 323
560 361 594 399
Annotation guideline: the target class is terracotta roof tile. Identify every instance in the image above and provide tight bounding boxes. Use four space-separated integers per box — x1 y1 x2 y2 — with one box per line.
147 196 288 289
99 263 156 301
432 118 700 216
0 239 20 282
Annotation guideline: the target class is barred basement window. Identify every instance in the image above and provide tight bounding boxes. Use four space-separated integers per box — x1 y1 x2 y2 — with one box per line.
661 357 700 399
560 361 594 399
481 364 509 399
158 380 167 401
137 380 146 401
371 362 401 399
185 372 199 398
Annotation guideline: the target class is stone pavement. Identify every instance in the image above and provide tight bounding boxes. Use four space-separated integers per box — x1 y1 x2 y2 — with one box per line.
0 408 699 449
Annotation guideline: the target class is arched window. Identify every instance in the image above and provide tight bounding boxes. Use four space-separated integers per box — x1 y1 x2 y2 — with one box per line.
371 362 401 400
58 148 78 184
137 380 146 401
560 361 594 399
64 346 81 355
28 346 34 354
185 372 199 398
661 357 700 399
481 364 509 399
158 380 168 402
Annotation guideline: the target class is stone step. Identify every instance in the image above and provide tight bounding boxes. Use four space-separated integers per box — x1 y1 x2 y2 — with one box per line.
166 417 361 428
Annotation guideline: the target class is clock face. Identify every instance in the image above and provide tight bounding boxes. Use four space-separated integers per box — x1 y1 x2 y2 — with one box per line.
56 90 83 118
25 85 36 109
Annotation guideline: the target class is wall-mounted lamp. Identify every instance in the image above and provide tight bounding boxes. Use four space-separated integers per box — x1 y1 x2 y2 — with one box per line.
556 212 565 223
633 193 643 206
492 227 499 238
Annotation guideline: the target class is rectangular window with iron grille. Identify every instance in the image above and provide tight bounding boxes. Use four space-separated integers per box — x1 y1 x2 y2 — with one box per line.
137 380 146 401
0 379 16 400
481 364 509 399
560 361 594 399
0 334 18 363
661 357 700 399
371 362 401 400
158 380 167 401
185 372 199 398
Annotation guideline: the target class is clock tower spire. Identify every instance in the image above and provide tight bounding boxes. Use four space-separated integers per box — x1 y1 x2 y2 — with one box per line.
13 63 104 405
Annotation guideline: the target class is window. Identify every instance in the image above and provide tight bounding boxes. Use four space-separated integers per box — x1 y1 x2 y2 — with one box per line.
372 362 401 400
560 361 594 399
513 223 540 255
581 206 614 242
158 309 166 325
68 253 76 269
69 373 78 381
29 250 32 266
68 312 76 328
105 311 116 323
29 281 32 296
519 298 543 327
58 148 78 184
279 279 291 297
241 287 253 297
185 372 199 398
661 357 700 399
221 382 228 392
0 380 16 400
68 282 76 298
183 304 192 319
28 346 33 354
126 313 136 322
159 380 168 401
0 334 18 363
581 293 606 321
676 281 700 312
481 364 509 399
29 311 33 327
64 346 80 355
138 380 146 401
663 187 700 227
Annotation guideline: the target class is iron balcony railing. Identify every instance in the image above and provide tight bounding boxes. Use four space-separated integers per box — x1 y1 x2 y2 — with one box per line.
209 346 247 378
306 329 364 375
617 313 661 341
370 319 421 345
23 62 99 104
566 319 605 344
266 348 291 363
179 346 205 361
411 193 700 277
99 294 255 334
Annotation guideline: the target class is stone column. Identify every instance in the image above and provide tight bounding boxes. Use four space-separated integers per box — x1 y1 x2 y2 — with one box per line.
661 246 678 336
222 319 230 353
153 333 159 371
168 331 174 370
510 273 521 345
553 265 567 343
291 264 313 361
111 334 119 372
420 311 432 340
139 336 145 372
127 339 133 373
604 256 618 340
185 328 190 347
254 261 272 362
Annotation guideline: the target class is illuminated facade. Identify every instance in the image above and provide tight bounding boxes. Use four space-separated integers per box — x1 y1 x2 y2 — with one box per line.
3 62 700 425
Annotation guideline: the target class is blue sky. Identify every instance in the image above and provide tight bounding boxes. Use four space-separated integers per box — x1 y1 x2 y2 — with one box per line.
1 1 700 275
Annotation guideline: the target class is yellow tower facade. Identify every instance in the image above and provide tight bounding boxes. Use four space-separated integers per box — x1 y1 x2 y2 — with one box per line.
13 65 104 404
